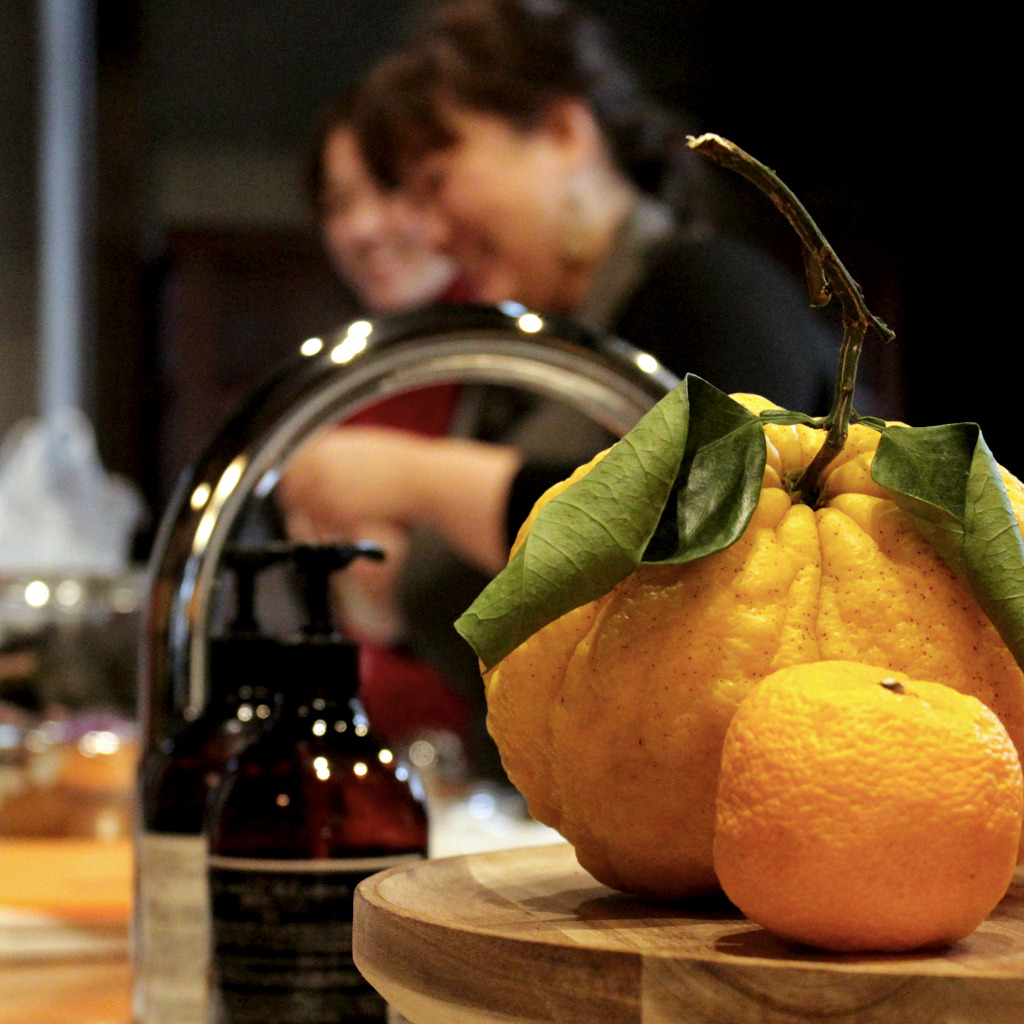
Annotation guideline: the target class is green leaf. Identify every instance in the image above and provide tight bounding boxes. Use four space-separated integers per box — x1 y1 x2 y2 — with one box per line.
872 423 1024 670
455 376 766 670
851 415 888 432
645 378 766 564
757 408 825 428
872 424 974 524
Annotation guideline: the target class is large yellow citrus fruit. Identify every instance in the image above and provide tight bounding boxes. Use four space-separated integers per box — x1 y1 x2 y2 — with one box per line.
484 395 1024 899
714 660 1024 951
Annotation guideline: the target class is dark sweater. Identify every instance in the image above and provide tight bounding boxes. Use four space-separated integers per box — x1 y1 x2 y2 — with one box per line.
613 232 839 415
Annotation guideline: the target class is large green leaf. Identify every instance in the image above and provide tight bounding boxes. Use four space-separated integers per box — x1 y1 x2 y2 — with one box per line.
644 379 766 564
455 376 766 670
872 423 1024 670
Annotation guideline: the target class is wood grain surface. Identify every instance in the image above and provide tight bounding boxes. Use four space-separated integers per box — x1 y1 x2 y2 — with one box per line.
354 842 1024 1024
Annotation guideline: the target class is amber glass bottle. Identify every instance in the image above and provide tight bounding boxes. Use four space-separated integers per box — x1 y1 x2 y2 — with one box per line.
205 544 427 1024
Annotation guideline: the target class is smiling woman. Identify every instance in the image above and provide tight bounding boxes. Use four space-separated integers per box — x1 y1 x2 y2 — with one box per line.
275 2 853 785
307 92 458 313
386 97 636 315
354 0 842 414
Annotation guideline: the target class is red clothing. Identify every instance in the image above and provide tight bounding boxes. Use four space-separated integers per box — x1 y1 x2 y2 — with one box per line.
343 383 461 437
358 643 472 744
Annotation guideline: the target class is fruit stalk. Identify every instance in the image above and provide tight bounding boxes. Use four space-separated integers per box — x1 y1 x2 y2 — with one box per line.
687 134 894 506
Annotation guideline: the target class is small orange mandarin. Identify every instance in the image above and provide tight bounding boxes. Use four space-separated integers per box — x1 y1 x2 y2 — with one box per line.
713 660 1024 952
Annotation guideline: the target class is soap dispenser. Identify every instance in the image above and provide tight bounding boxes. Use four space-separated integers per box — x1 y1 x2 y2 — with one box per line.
204 541 428 1024
135 545 281 1024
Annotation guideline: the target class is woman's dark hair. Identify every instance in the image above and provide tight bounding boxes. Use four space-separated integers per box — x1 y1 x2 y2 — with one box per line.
357 0 707 220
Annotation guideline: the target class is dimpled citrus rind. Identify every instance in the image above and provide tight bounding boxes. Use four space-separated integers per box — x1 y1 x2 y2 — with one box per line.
484 450 611 827
485 394 1024 899
548 489 819 897
713 661 1024 951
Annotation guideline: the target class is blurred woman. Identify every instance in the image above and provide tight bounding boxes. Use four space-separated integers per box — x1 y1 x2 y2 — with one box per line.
281 0 844 781
355 0 838 410
307 92 458 313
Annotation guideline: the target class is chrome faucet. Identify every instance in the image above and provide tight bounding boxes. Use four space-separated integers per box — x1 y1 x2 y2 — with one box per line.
138 304 675 749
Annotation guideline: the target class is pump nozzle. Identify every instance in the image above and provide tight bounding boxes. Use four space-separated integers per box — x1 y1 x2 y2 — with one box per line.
222 541 384 642
221 546 291 636
291 541 385 638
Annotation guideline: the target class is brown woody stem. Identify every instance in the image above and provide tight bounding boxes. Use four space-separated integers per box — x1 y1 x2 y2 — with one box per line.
686 133 894 506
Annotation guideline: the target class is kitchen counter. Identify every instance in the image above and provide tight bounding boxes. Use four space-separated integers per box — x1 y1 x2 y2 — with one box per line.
0 839 132 1024
0 799 558 1024
0 958 131 1024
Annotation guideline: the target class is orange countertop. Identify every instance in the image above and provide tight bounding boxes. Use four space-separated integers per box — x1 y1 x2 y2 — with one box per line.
0 839 132 1024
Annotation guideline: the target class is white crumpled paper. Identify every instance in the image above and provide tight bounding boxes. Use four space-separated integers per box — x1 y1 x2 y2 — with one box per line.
0 409 145 575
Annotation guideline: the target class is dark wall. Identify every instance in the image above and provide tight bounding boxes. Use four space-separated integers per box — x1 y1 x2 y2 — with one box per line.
0 0 40 433
142 0 418 151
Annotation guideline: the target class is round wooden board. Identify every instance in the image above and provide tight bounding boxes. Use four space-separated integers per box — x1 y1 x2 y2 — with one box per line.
354 842 1024 1024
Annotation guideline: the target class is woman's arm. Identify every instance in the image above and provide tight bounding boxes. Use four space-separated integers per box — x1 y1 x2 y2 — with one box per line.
278 425 524 576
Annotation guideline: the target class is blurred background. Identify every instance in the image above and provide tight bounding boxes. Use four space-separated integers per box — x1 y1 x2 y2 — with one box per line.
0 0 999 541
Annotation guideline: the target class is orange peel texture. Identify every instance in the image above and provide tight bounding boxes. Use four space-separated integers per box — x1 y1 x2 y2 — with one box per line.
713 661 1024 951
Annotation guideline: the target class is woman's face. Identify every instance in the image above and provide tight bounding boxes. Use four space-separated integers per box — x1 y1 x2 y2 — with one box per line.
319 127 455 312
402 104 585 313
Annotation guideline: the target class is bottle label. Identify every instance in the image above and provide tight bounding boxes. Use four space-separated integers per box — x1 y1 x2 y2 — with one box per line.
208 854 420 1024
134 831 210 1024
